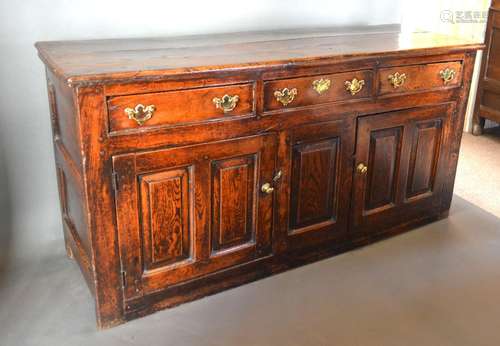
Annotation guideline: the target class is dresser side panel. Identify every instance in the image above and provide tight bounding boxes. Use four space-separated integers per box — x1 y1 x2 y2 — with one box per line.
47 69 84 172
45 70 94 291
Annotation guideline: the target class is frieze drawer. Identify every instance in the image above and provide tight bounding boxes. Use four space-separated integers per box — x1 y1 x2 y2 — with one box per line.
264 70 373 111
378 61 463 95
107 83 255 133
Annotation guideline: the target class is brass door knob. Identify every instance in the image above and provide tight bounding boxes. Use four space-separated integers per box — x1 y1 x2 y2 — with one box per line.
124 104 156 126
357 163 368 174
261 183 274 194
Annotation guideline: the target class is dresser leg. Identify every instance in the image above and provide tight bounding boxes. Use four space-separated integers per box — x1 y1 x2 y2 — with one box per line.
65 242 74 259
472 116 485 136
472 123 483 136
63 229 74 259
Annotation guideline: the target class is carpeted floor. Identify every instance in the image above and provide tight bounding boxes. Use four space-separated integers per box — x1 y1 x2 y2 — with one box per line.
455 127 500 217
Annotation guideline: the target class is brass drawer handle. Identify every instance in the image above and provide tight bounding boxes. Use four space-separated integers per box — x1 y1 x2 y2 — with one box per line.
357 163 368 174
439 68 456 85
274 87 298 106
213 94 239 113
124 104 156 126
345 78 365 95
388 72 407 88
312 78 331 95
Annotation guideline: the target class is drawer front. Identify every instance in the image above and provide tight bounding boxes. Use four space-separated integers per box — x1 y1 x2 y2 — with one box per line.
107 83 255 133
378 61 463 95
263 70 373 111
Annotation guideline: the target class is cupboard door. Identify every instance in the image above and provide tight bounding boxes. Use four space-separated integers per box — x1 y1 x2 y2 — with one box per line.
113 134 277 299
279 118 355 251
352 104 453 233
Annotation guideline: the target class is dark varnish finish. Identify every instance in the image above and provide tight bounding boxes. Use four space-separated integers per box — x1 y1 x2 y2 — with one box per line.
283 119 353 251
35 27 482 328
139 169 191 269
352 105 452 233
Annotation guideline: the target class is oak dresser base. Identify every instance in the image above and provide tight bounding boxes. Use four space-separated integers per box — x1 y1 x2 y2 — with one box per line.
36 27 482 328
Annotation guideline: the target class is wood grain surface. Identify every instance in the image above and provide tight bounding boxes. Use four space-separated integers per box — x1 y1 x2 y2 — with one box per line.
37 27 482 328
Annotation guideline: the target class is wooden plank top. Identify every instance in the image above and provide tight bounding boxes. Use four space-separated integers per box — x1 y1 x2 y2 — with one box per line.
35 26 483 86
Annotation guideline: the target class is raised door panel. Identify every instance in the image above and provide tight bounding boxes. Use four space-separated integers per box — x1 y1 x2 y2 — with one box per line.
352 104 453 233
113 134 276 300
406 120 443 199
280 118 355 251
139 169 191 270
290 138 339 230
364 127 403 213
211 155 257 253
